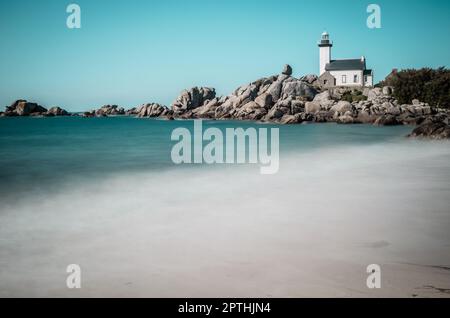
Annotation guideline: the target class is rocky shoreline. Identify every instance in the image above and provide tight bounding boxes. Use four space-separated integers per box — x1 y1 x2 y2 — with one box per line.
2 65 449 139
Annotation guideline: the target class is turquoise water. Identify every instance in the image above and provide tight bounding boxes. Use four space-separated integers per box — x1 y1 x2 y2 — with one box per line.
0 117 411 197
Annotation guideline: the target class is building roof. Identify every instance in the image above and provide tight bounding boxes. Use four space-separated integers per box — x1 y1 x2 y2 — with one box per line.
326 59 366 71
363 69 373 75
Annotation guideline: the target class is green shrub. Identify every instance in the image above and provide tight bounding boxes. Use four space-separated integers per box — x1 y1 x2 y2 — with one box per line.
340 91 367 103
352 94 367 102
383 67 450 108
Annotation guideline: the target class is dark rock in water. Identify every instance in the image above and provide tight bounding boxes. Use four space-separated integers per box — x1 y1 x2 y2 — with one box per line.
373 115 402 126
5 100 47 116
125 107 137 116
409 122 450 139
282 64 293 76
47 106 69 116
82 111 95 118
95 105 125 116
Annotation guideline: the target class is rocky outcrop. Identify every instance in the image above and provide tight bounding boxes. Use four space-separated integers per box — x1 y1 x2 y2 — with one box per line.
282 64 293 76
3 100 47 116
82 110 96 118
408 115 450 139
166 65 318 124
409 122 450 139
172 87 216 114
1 100 71 117
300 74 319 85
136 103 171 118
95 105 125 116
3 66 449 142
46 106 69 116
144 66 449 129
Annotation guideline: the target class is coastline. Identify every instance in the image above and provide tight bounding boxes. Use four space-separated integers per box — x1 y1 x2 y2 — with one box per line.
2 66 449 140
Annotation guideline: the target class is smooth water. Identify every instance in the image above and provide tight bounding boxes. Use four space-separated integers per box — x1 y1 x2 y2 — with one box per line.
0 117 449 297
0 117 412 201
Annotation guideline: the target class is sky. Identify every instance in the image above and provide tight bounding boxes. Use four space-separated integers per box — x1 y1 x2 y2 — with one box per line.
0 0 449 111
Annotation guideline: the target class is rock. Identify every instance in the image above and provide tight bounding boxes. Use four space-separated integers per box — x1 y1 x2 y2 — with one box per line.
313 90 335 110
280 114 302 124
235 101 267 120
193 97 220 118
172 87 216 113
281 80 317 101
382 86 393 95
367 88 383 101
313 90 331 103
357 110 377 124
233 84 259 108
6 100 48 116
82 111 95 118
330 101 353 114
254 93 273 109
291 100 305 115
373 115 401 126
397 113 424 125
337 114 358 124
47 106 69 116
386 105 401 116
95 105 125 116
313 111 332 123
305 102 321 114
300 74 319 85
412 99 421 106
137 103 168 118
125 107 138 116
265 107 285 120
267 80 284 103
6 100 26 112
409 122 450 139
282 64 293 76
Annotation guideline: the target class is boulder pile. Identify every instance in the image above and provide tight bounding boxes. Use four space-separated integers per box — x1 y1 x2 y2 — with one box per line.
1 100 69 117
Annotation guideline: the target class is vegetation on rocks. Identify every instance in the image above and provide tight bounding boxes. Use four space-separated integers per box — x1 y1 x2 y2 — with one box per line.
381 67 450 109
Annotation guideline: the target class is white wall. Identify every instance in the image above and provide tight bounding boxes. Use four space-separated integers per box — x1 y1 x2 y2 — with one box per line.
319 46 331 75
364 74 374 87
330 70 364 87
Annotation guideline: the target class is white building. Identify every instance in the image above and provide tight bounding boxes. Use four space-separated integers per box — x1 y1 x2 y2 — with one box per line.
318 32 373 88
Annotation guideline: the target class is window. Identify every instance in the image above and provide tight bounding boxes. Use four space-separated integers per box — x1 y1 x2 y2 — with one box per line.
324 80 328 85
364 75 368 83
342 75 347 83
354 75 358 83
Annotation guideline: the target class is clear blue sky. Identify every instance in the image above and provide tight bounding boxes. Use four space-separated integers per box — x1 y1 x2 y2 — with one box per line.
0 0 449 111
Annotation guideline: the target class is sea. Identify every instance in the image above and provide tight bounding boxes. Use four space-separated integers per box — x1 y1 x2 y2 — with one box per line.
0 117 449 297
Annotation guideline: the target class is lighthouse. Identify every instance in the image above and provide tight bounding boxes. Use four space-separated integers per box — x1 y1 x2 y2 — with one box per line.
318 31 332 76
317 32 374 87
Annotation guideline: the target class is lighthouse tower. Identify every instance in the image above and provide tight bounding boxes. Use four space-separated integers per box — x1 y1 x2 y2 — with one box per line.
318 31 332 75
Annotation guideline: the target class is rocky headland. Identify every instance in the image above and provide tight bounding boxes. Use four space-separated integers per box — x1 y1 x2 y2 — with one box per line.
2 65 449 139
